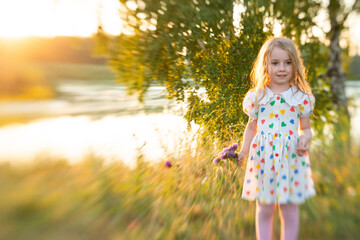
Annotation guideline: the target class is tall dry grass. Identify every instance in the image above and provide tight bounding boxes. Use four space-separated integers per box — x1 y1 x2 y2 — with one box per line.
0 133 359 239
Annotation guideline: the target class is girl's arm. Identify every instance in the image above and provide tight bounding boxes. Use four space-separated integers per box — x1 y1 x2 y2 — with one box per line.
237 118 257 166
296 117 312 156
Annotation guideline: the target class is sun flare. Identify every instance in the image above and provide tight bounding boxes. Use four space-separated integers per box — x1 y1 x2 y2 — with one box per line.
0 0 123 38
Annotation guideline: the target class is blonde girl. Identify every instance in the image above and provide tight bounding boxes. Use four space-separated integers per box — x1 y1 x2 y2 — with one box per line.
237 37 315 240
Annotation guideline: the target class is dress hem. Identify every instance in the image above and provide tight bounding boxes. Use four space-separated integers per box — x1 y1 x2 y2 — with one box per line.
241 193 316 205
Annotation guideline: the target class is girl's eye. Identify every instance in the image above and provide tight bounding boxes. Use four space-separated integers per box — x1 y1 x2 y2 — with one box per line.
271 62 278 65
286 61 292 65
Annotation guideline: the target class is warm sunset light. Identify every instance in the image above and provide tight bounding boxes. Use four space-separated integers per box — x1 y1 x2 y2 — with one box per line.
0 0 359 55
0 0 124 38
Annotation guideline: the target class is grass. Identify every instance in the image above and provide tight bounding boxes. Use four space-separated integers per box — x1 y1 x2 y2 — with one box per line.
0 137 359 240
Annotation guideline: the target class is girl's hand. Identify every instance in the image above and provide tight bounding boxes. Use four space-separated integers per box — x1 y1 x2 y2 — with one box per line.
237 151 247 167
296 135 309 156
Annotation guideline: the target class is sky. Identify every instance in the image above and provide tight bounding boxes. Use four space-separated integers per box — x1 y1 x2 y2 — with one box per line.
0 0 124 37
0 0 359 55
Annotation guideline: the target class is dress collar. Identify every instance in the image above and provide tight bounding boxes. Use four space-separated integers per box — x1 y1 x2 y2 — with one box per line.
258 86 304 106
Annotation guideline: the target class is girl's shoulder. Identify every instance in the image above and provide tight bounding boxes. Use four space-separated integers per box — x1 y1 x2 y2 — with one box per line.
243 89 261 119
287 86 315 106
290 87 315 118
280 86 315 118
244 89 266 101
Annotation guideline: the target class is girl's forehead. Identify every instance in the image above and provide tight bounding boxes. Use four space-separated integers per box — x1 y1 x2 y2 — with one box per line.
269 46 291 59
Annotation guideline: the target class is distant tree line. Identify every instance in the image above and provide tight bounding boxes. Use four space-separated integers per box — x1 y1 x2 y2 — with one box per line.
0 36 112 100
0 37 107 64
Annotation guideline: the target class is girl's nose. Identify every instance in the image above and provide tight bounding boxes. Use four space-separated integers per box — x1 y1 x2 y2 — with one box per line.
279 63 285 71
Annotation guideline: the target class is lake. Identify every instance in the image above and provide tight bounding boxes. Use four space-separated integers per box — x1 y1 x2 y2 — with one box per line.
0 79 359 167
0 79 198 168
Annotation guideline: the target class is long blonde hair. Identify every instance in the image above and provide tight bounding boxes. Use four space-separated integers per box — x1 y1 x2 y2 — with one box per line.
250 37 312 95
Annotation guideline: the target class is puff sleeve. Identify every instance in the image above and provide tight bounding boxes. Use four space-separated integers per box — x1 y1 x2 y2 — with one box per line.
299 93 315 118
243 91 258 119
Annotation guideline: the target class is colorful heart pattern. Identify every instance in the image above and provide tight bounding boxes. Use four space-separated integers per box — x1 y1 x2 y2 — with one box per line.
241 90 316 203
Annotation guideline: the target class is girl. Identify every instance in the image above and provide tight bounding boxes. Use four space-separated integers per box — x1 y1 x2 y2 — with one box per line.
237 37 316 240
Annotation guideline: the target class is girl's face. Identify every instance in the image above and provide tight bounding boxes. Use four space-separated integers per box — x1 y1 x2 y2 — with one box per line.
266 46 293 88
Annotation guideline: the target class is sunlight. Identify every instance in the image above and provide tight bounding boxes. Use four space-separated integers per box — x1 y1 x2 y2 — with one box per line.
99 0 125 35
0 115 199 168
0 0 359 53
233 2 246 36
0 0 54 37
273 21 282 37
347 14 360 55
51 0 97 37
0 0 123 38
125 1 138 11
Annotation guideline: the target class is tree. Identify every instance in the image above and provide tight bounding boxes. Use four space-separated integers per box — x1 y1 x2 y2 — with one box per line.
326 0 360 110
317 0 360 149
99 0 329 143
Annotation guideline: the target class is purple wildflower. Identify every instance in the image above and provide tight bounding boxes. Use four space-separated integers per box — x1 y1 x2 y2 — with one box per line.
164 160 172 168
219 152 226 159
231 143 239 150
213 157 221 164
228 151 236 157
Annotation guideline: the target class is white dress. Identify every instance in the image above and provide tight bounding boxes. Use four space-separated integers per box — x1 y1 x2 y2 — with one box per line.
241 86 316 204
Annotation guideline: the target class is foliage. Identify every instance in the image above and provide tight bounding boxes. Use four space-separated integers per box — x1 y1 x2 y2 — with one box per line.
100 0 334 143
348 55 360 80
103 0 264 143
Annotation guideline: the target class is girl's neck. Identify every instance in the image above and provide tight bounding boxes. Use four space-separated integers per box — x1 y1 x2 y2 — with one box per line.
267 83 291 94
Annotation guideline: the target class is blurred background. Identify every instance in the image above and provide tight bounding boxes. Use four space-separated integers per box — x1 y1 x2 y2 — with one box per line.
1 0 360 166
0 0 360 239
0 0 196 167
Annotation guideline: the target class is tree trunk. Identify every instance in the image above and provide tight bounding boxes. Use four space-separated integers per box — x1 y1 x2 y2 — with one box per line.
327 0 349 115
327 0 351 151
327 25 350 149
328 20 348 110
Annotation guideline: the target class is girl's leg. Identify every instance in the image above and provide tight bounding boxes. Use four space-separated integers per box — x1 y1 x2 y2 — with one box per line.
256 201 276 240
279 204 299 240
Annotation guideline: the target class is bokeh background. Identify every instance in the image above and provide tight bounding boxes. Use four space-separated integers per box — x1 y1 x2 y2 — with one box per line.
0 0 360 239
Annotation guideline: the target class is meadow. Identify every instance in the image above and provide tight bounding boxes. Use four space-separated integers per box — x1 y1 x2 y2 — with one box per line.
0 136 359 240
